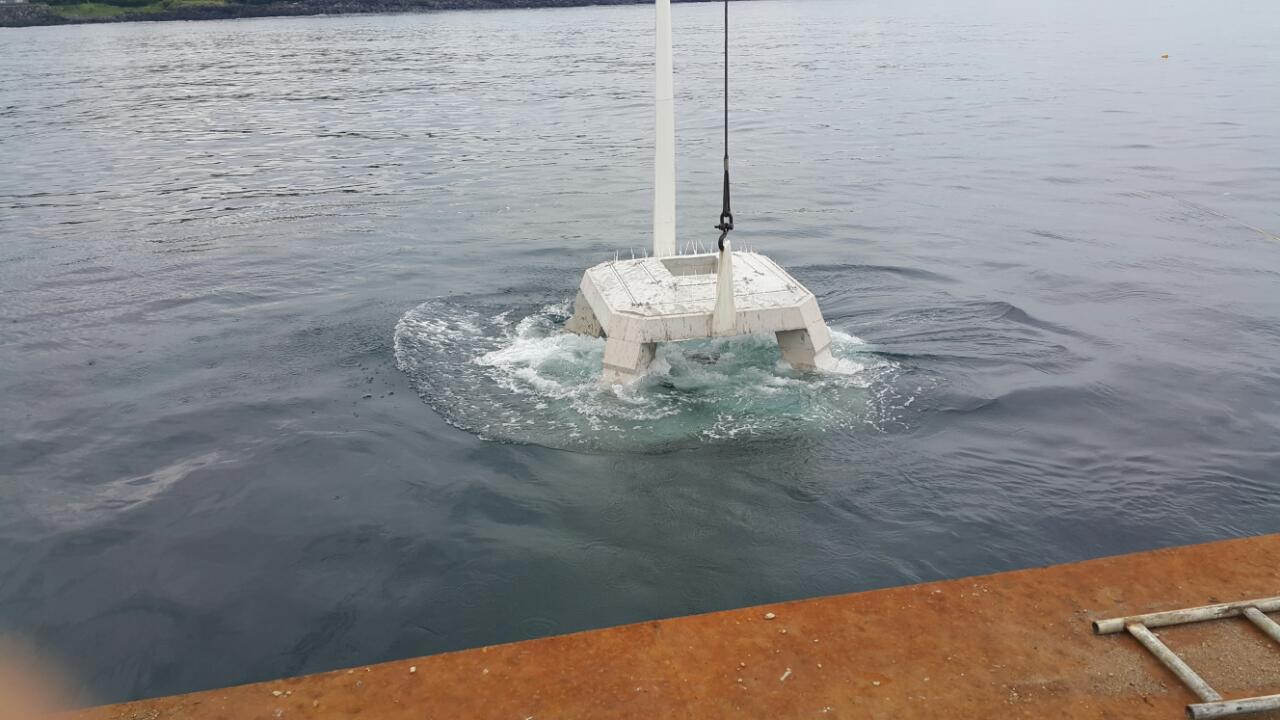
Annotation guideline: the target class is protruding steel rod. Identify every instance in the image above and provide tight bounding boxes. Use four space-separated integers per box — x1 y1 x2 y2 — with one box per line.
1125 623 1221 703
1094 596 1280 635
1187 693 1280 720
1242 607 1280 645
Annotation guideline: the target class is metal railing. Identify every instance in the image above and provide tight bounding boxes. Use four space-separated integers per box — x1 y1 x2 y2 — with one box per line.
1093 596 1280 719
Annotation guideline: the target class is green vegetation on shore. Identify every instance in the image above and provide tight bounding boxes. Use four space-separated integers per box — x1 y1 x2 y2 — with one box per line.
50 0 225 19
52 2 131 18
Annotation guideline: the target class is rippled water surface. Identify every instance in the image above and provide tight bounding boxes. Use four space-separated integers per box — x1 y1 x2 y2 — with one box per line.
2 0 1279 704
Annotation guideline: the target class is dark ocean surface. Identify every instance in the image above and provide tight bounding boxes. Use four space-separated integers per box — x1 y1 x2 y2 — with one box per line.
1 0 1278 704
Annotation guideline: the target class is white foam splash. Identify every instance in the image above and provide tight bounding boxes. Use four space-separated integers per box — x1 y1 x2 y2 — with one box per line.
394 299 909 452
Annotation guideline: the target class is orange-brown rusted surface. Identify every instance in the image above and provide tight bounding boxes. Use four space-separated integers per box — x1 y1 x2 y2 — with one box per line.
73 535 1280 720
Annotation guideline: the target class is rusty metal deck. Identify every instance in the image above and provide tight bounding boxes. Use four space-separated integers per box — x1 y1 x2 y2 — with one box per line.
71 534 1280 720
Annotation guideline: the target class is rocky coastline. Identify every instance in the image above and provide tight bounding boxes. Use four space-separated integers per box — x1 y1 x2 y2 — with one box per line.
2 0 724 28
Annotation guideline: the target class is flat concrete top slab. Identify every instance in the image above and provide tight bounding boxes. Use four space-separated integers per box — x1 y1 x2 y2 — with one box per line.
68 535 1280 720
587 251 812 317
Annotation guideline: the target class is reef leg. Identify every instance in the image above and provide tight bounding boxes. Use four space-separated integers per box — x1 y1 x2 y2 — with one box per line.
601 338 656 385
776 321 837 373
564 290 604 337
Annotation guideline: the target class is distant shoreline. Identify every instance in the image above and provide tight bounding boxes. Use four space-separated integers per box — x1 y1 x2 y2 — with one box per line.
0 0 732 28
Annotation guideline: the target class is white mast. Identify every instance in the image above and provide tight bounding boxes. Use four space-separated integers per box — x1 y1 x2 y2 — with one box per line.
653 0 677 258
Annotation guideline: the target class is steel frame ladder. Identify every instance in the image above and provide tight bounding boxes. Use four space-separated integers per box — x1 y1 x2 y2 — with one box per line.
1093 595 1280 719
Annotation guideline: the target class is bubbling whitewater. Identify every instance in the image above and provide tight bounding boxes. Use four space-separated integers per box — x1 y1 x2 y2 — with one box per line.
394 299 906 452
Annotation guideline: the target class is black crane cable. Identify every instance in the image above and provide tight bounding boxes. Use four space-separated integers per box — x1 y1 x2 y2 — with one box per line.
714 0 734 251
